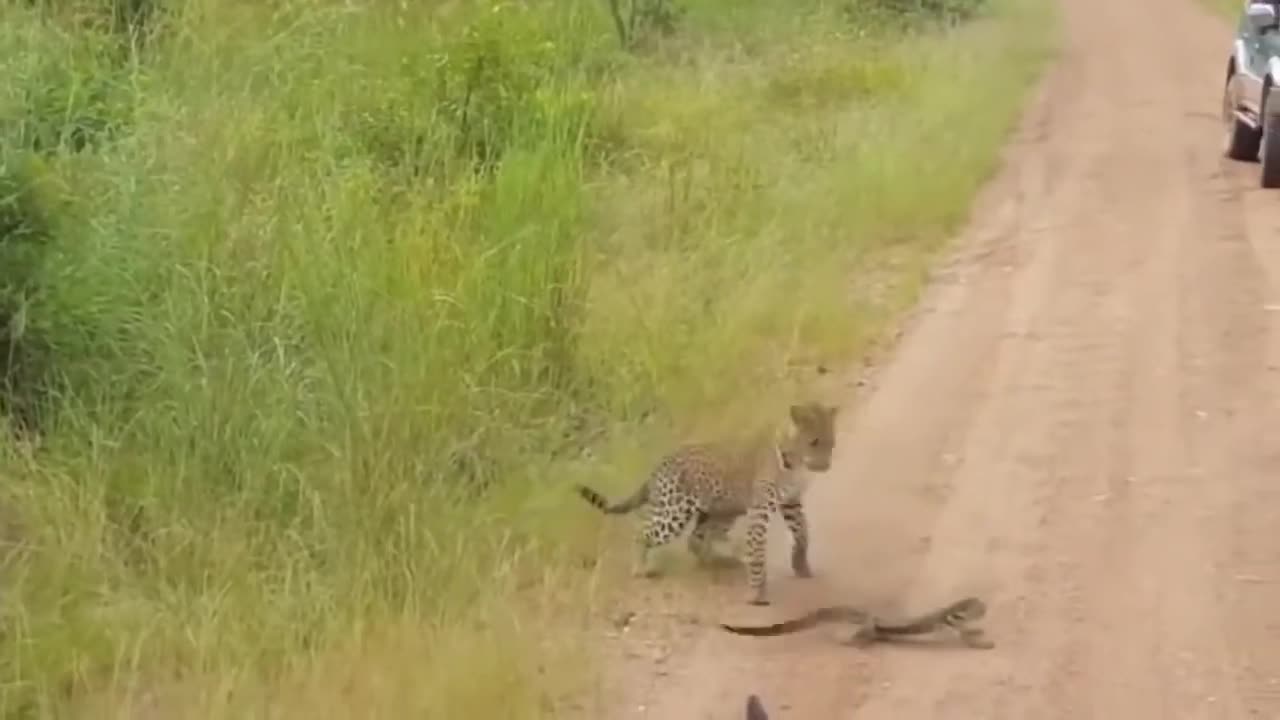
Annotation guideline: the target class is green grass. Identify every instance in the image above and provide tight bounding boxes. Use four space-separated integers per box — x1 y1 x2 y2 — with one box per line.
1204 0 1243 19
0 0 1055 717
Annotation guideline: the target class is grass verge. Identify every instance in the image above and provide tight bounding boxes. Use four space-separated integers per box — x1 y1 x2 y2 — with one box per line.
1203 0 1243 19
0 0 1054 717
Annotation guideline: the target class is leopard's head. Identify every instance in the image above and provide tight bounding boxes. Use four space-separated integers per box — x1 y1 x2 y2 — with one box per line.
781 402 838 472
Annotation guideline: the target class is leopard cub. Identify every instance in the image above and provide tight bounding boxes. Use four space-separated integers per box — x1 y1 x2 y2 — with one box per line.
575 402 838 606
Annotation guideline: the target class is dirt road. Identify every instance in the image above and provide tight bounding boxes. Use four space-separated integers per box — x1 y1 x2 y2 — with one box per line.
588 0 1280 717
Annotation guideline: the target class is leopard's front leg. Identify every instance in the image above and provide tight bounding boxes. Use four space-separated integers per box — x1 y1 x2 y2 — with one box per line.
778 501 813 578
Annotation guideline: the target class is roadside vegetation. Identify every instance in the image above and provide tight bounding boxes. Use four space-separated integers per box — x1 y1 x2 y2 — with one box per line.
1206 0 1243 18
0 0 1053 716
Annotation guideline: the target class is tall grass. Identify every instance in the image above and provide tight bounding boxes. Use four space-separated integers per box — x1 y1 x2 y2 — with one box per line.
0 0 1054 716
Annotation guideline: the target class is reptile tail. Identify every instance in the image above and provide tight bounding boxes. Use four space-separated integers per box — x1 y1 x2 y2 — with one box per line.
720 607 856 637
745 695 769 720
872 596 985 636
574 482 648 515
870 619 936 636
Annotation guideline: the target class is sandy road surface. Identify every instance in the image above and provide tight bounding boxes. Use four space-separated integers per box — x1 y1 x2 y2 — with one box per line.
585 0 1280 717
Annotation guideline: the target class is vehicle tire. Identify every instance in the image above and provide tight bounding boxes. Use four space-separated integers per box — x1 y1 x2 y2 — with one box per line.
1262 116 1280 188
1224 73 1261 161
1263 87 1280 188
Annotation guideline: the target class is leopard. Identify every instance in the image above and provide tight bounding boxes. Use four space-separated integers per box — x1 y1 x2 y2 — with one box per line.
574 402 838 606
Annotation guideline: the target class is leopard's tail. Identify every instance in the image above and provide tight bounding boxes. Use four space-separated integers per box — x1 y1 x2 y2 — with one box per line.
574 481 649 515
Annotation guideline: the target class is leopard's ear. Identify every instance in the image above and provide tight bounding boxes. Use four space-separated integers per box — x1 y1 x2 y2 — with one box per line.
746 695 769 720
788 404 814 427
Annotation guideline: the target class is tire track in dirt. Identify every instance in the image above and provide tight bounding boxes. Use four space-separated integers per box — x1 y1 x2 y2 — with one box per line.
588 0 1280 717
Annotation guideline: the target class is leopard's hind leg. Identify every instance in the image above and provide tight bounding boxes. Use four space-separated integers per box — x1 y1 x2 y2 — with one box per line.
633 491 701 578
688 512 737 567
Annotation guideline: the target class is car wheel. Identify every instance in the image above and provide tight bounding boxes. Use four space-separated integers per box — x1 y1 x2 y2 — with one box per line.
1224 73 1262 161
1262 119 1280 188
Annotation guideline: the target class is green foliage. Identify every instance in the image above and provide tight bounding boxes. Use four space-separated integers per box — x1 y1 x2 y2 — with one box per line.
843 0 991 29
0 13 133 152
604 0 686 50
0 153 54 434
1200 0 1244 18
